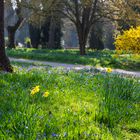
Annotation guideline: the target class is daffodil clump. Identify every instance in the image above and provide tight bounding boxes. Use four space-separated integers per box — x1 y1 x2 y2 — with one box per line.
114 26 140 54
30 85 40 96
30 85 49 98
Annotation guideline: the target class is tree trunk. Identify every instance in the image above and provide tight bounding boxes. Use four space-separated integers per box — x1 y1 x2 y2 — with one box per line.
7 26 16 49
77 27 88 55
0 0 13 72
0 52 13 72
29 24 40 48
7 7 24 49
48 18 55 49
79 41 86 55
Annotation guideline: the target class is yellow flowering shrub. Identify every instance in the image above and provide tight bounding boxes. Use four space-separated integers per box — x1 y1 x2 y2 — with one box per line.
114 26 140 54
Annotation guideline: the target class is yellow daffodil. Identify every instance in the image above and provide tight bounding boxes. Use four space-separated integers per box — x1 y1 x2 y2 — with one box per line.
30 85 40 96
43 91 49 98
106 68 112 73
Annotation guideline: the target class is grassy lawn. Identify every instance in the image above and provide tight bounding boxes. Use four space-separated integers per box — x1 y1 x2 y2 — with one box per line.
0 64 140 139
7 48 140 71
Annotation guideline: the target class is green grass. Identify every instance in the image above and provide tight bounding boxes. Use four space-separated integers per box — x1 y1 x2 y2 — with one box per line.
0 65 140 139
7 48 140 71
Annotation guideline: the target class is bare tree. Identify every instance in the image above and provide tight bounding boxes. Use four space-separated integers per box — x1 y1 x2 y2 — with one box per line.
6 0 25 48
5 0 61 48
7 9 23 49
109 0 140 31
0 0 13 72
59 0 104 55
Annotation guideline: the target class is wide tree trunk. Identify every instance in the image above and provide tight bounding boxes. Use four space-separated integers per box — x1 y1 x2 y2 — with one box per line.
0 52 13 72
0 0 13 72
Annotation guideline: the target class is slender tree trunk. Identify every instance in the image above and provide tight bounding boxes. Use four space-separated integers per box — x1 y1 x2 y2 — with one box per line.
7 7 23 49
78 32 86 55
48 18 55 49
29 24 40 48
0 0 13 72
7 26 16 49
79 41 86 55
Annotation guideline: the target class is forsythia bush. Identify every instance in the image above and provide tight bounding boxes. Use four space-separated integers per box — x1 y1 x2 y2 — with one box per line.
114 26 140 54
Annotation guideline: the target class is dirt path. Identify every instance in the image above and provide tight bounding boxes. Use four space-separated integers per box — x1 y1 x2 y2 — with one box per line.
10 57 140 77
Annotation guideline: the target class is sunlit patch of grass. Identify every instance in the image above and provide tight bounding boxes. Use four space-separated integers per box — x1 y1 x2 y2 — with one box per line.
0 66 139 139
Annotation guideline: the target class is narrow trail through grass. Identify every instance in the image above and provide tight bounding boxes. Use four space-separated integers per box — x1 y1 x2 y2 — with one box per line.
7 48 140 71
10 57 140 77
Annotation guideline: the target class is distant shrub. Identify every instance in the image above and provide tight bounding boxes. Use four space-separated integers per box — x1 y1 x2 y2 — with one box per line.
24 37 32 48
25 37 31 44
114 26 140 54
